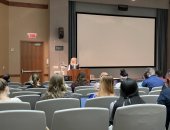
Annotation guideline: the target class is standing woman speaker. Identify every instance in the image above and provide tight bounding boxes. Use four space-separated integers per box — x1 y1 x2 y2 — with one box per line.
68 57 79 70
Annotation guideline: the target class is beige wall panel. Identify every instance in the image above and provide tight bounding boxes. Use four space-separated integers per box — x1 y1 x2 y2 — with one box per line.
9 6 49 79
8 0 49 4
0 3 9 75
49 0 68 77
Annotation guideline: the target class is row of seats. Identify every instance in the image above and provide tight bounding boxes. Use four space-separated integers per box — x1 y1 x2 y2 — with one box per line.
0 104 166 130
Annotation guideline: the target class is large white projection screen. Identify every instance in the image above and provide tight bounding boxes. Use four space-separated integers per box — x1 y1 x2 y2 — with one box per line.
77 13 155 67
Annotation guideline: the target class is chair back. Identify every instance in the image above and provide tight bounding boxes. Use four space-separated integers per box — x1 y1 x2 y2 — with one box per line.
35 98 80 128
149 90 161 95
16 95 40 110
141 95 159 104
151 86 162 91
138 87 149 94
11 91 41 97
8 82 22 86
75 86 94 91
85 96 119 109
0 102 31 110
139 91 147 95
26 88 47 94
76 88 96 96
0 110 46 130
51 108 109 130
113 104 166 130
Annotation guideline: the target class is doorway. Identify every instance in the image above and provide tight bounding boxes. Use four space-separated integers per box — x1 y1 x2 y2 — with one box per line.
20 41 44 84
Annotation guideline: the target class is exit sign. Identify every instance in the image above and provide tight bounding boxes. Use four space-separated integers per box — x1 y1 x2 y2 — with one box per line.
27 33 37 39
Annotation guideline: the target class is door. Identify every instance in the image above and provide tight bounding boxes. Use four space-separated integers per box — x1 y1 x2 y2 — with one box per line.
20 41 44 83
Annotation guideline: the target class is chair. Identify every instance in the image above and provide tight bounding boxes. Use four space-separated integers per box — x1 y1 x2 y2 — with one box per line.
76 88 96 97
16 95 40 110
65 81 73 85
8 85 21 89
141 95 159 104
42 81 49 86
112 104 166 130
11 91 41 97
51 108 109 130
85 96 119 109
35 98 80 128
151 86 163 91
0 110 46 130
26 88 47 94
139 91 147 95
149 90 161 95
138 87 149 94
8 82 22 86
75 86 94 91
0 102 31 110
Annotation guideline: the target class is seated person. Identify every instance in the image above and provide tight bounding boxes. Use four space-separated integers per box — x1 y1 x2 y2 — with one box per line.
94 72 109 90
110 78 145 125
27 73 44 88
114 69 128 88
89 75 115 98
157 70 170 130
0 78 21 102
41 74 75 100
2 74 11 83
70 72 89 92
142 68 164 91
68 57 79 70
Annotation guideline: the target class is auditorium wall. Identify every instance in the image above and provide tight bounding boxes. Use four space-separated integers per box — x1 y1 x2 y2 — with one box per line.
49 0 170 79
0 3 9 75
0 0 49 82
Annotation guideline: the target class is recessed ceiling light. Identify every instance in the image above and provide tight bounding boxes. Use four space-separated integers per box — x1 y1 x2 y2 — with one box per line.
131 0 136 1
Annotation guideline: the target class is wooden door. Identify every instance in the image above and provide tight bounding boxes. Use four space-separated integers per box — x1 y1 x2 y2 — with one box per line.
20 41 44 83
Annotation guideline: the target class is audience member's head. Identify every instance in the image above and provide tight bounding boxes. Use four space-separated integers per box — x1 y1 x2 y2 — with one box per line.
120 69 128 80
143 68 155 79
2 74 10 83
100 72 109 78
120 78 139 98
155 70 163 77
0 78 8 94
47 74 66 98
32 73 40 87
165 69 170 86
98 75 114 96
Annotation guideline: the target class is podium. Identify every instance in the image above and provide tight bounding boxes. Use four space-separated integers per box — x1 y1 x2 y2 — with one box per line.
67 69 90 82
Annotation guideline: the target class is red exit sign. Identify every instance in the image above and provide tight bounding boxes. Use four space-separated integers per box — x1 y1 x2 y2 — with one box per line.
27 33 37 39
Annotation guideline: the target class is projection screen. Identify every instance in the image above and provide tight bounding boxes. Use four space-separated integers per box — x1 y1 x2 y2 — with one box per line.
77 13 156 67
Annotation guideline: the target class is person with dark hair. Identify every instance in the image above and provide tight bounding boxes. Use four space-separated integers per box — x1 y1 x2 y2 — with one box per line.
70 72 89 92
157 70 170 130
110 78 145 125
114 69 128 88
120 69 128 80
142 68 164 91
2 74 10 83
41 74 74 100
0 78 21 102
27 73 44 88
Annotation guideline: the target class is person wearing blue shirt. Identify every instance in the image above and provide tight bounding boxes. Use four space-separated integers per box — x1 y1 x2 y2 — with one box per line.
142 68 164 91
157 70 170 130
